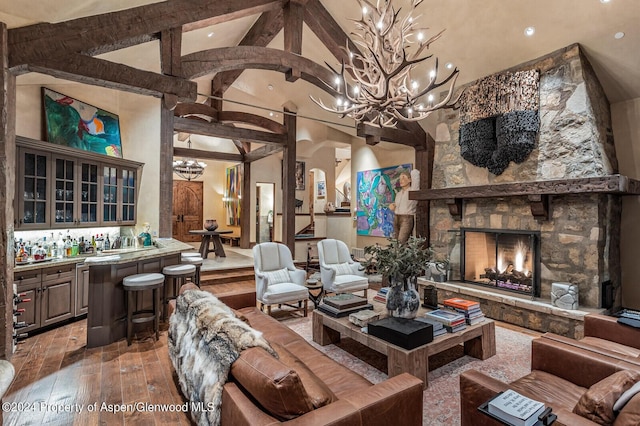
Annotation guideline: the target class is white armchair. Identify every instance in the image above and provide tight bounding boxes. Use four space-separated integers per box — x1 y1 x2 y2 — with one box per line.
317 239 369 298
253 242 309 316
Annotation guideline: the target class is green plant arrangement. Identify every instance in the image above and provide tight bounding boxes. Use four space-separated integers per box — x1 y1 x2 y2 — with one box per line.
364 236 433 286
363 236 434 318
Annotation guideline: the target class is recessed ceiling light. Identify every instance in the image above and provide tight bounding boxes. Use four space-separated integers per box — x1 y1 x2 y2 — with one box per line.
207 32 215 38
445 62 454 70
600 0 611 3
267 84 274 91
269 112 274 117
524 26 535 37
614 31 625 39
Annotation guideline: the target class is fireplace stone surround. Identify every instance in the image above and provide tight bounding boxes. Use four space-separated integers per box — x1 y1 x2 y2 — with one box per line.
412 44 640 336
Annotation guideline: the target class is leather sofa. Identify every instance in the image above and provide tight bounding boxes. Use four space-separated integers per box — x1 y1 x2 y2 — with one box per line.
170 284 424 425
542 313 640 365
460 337 640 426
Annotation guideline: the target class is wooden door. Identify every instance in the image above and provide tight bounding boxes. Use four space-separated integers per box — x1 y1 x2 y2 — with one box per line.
172 180 203 242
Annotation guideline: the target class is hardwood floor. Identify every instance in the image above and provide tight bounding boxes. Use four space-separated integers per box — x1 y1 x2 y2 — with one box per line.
4 318 192 426
4 277 257 426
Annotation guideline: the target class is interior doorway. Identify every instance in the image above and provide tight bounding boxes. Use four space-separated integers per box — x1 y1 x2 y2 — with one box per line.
172 180 203 242
256 182 275 243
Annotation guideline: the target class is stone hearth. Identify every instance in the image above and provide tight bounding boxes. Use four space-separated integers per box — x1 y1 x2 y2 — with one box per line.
418 278 604 339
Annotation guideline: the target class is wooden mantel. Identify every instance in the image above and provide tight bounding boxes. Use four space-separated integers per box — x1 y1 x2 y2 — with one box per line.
410 174 640 220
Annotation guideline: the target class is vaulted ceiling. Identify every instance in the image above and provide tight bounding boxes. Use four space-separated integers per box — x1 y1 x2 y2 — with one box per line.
3 0 639 150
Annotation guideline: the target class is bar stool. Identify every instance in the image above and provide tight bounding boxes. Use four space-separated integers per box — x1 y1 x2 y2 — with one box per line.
181 254 203 287
162 264 196 319
122 272 164 345
181 252 201 258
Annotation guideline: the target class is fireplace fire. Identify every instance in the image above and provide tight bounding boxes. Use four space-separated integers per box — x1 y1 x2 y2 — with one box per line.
460 228 541 297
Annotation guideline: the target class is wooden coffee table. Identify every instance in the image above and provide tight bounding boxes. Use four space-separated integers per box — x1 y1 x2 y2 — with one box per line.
312 306 496 389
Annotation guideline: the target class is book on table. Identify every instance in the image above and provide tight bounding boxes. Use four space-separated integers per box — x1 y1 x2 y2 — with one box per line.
443 297 480 311
322 294 368 310
425 309 466 326
318 302 373 318
487 389 545 426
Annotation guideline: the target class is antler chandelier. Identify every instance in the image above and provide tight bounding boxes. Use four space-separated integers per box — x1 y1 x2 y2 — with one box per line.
312 0 461 128
172 137 207 181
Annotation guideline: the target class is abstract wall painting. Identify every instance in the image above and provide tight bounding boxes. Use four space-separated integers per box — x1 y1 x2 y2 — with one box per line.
356 163 412 237
225 165 242 226
43 88 123 158
316 180 326 198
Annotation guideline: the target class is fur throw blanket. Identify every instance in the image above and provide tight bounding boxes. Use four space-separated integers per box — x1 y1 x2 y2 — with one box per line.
168 289 274 426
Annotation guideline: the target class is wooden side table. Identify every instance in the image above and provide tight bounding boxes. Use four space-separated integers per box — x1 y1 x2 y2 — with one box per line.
305 279 324 308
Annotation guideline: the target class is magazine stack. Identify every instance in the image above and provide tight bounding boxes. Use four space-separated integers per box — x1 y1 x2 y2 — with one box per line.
443 297 485 325
486 389 546 426
373 287 388 304
424 309 466 333
415 316 447 337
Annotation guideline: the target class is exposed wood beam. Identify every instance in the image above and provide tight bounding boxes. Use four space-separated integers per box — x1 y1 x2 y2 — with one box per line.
211 9 284 95
27 54 196 102
218 111 286 134
244 144 284 163
9 0 284 69
173 147 243 163
174 116 287 145
240 162 251 248
356 123 424 150
282 108 297 252
182 46 339 97
174 104 285 134
303 0 360 66
410 174 640 201
160 27 182 77
284 0 304 57
174 103 219 120
231 140 249 156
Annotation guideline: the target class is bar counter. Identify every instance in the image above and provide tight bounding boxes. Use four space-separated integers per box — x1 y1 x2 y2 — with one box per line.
14 238 193 348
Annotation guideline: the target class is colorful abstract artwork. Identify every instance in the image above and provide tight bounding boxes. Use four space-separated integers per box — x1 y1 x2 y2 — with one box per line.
43 88 123 158
356 163 412 237
225 165 242 226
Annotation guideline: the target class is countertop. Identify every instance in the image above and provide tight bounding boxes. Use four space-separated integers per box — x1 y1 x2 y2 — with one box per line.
13 238 193 272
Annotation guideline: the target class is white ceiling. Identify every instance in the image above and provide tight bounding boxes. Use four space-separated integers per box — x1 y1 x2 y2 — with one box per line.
2 0 639 148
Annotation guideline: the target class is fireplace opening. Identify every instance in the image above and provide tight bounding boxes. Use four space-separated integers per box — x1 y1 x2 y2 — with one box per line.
460 228 541 297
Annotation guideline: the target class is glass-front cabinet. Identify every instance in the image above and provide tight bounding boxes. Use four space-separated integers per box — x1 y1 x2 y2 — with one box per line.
16 136 143 230
17 149 51 229
102 165 136 225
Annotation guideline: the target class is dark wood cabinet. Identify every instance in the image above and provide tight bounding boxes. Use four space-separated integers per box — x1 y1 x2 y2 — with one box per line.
14 264 76 333
15 136 143 230
75 264 90 316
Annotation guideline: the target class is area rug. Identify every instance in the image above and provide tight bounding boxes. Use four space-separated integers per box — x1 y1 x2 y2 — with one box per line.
281 316 534 425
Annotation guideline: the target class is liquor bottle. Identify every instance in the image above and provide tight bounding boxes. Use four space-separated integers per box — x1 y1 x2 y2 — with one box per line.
104 234 111 251
72 239 79 257
91 235 97 253
64 238 72 258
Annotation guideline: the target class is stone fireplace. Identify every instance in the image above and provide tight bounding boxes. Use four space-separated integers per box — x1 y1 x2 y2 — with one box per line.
416 44 635 329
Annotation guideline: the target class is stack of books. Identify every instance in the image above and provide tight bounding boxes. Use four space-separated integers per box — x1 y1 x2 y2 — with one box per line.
424 309 466 333
414 316 446 337
373 287 388 303
443 297 486 325
318 294 373 317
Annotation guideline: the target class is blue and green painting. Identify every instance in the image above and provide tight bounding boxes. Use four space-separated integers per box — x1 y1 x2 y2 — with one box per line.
356 163 412 237
43 88 123 157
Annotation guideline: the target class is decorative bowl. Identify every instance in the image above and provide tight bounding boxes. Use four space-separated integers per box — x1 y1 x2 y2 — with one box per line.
204 219 218 231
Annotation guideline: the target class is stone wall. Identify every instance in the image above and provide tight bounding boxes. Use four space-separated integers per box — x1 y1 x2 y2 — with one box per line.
429 44 621 311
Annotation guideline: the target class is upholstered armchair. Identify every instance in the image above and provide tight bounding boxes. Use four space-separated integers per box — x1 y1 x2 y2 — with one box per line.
317 239 369 298
253 242 309 316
